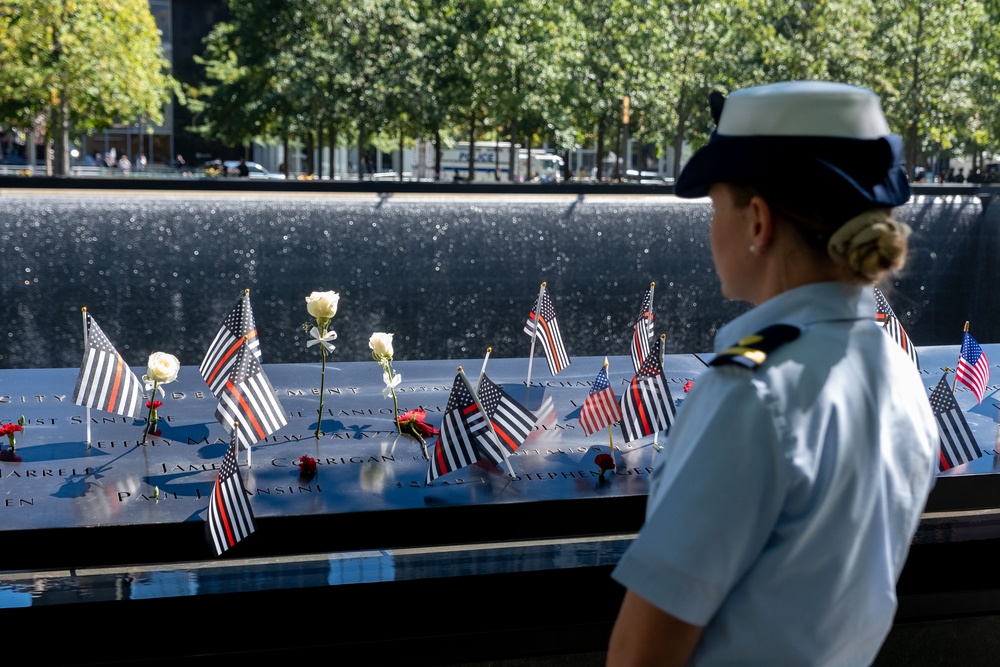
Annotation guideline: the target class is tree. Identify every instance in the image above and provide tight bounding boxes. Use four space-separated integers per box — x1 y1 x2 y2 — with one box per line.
0 0 175 176
867 0 985 175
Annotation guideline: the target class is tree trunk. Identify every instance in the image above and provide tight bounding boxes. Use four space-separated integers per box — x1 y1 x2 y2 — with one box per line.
526 134 533 181
282 135 290 177
398 127 404 181
509 119 518 182
305 132 315 176
596 120 605 182
358 119 367 181
672 91 688 180
467 112 476 181
54 98 70 176
316 126 324 179
329 126 337 179
434 129 442 181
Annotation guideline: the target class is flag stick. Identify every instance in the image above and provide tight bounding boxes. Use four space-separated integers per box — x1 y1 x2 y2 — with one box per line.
647 281 656 324
479 347 493 385
953 321 970 393
525 282 546 391
234 421 250 467
458 366 515 477
653 334 666 451
604 358 616 464
81 307 91 448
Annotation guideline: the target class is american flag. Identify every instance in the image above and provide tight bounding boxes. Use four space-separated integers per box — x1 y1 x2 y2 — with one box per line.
631 286 654 373
206 433 256 557
72 313 144 418
215 338 287 451
524 288 571 375
620 338 676 443
873 286 919 367
477 374 536 455
200 291 260 397
580 364 622 435
929 374 983 472
426 375 498 484
956 332 990 404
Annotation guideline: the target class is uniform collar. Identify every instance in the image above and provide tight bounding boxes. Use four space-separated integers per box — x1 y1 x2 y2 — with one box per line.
714 282 873 354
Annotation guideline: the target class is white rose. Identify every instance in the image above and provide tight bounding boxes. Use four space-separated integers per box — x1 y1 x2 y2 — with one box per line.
369 332 394 359
145 352 180 385
306 291 340 319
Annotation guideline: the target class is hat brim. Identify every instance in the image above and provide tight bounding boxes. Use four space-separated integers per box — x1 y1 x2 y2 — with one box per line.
675 134 911 216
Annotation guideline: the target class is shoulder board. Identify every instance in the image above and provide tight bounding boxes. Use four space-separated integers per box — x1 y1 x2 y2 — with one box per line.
710 324 801 371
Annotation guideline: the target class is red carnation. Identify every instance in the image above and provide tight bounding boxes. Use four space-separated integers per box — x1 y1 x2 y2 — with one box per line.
683 380 694 393
295 455 317 477
145 400 163 409
595 453 616 478
396 408 439 438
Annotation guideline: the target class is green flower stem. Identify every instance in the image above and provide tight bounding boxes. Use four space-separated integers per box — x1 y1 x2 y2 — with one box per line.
315 319 329 440
142 382 159 444
378 357 401 434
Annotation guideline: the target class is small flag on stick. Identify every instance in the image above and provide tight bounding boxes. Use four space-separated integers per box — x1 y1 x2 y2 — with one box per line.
955 326 990 404
206 428 256 557
72 312 144 418
200 290 260 397
427 371 501 484
478 374 536 454
873 286 919 367
215 338 286 451
524 284 571 375
620 337 676 443
631 283 655 373
580 360 622 436
930 373 983 472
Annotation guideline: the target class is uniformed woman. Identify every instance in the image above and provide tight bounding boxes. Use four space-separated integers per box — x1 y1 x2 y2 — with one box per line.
607 81 938 665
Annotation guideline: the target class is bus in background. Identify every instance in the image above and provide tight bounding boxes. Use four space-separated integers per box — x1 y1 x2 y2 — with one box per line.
413 140 563 183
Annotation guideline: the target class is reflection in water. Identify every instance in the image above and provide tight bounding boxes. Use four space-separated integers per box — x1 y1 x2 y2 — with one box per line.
0 194 991 369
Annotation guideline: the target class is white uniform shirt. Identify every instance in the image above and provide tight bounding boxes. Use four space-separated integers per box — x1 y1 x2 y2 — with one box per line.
612 282 938 665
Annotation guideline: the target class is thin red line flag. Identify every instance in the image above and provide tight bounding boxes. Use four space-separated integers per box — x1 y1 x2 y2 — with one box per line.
426 374 500 484
631 287 654 373
72 313 144 418
580 363 622 435
524 288 571 375
215 338 287 450
620 338 676 443
477 374 536 454
200 291 260 397
873 286 919 368
206 431 256 556
956 332 990 403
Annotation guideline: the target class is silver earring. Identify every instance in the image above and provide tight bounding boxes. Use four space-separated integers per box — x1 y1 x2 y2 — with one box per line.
749 244 757 254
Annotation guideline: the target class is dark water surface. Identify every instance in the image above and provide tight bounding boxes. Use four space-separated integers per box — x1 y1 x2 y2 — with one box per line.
0 192 993 369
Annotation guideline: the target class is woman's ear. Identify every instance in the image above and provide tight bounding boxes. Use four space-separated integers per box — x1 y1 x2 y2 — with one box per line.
746 194 775 255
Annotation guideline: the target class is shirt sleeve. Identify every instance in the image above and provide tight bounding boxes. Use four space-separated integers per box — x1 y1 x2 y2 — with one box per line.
612 372 789 626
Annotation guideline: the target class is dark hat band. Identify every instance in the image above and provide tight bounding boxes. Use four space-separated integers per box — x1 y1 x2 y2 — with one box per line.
675 133 911 219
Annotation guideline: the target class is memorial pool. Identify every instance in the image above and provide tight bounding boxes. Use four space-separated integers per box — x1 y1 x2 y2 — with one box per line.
0 191 992 369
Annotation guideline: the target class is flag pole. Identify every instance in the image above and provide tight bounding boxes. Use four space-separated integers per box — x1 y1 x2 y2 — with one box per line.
458 365 515 477
525 282 546 391
953 321 970 393
653 334 666 451
479 347 492 385
81 307 91 448
605 357 616 465
234 421 249 467
647 281 656 323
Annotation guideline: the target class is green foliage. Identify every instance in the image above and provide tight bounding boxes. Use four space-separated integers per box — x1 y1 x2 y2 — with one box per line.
181 0 1000 175
0 0 176 173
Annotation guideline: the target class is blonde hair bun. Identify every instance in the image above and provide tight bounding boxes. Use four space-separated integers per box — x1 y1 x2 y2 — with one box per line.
826 210 910 283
